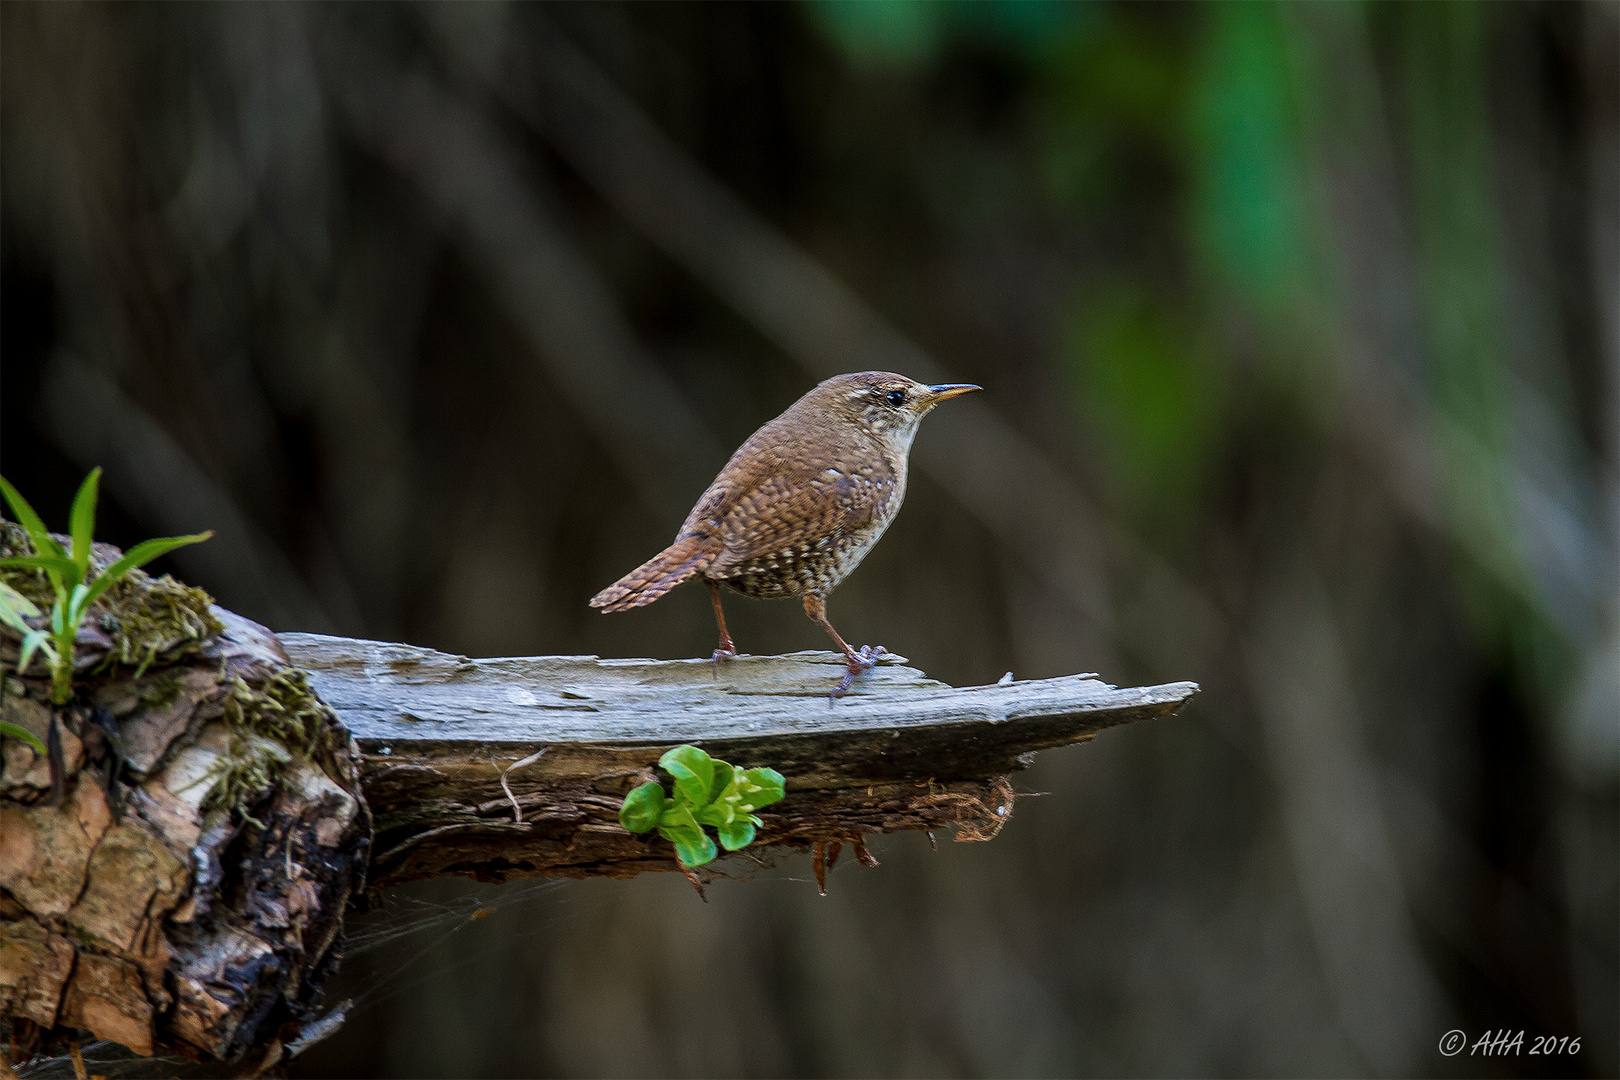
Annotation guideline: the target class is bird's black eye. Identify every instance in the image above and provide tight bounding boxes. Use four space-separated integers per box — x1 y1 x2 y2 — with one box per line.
886 389 906 407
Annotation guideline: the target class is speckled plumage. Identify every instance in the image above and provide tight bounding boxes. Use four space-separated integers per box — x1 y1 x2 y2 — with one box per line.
590 371 979 697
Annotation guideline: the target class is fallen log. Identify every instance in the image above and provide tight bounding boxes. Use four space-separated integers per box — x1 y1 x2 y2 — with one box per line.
1 527 1196 1071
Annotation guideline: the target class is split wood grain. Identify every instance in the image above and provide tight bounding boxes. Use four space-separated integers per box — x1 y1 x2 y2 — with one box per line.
279 635 1197 885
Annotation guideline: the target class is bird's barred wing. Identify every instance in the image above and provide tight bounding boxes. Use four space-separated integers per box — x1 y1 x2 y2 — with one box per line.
708 462 894 577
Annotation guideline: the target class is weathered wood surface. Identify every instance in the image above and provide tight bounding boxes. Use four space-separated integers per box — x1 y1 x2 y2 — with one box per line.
280 634 1197 887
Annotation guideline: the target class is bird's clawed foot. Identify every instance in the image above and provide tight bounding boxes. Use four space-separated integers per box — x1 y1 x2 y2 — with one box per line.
710 645 737 676
829 645 888 702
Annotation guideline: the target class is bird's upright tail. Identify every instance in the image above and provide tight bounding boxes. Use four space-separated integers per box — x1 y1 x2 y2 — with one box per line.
589 536 716 612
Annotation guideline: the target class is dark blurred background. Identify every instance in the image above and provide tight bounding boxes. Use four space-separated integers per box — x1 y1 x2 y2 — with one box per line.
2 2 1615 1077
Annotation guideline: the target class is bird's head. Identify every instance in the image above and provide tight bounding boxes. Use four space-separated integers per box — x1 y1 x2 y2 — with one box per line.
812 371 981 449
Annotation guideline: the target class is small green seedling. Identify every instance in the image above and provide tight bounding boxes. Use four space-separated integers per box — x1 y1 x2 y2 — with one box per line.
0 583 48 754
0 468 212 705
619 745 786 868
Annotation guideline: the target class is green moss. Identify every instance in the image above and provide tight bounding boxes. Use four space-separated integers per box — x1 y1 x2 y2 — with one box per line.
138 670 184 711
200 669 331 819
0 521 222 674
224 669 328 757
96 570 223 676
202 733 292 823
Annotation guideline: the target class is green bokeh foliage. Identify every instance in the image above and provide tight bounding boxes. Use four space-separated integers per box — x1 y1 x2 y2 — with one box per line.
807 0 1571 694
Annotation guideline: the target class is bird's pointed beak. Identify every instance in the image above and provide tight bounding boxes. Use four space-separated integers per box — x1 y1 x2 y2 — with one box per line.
922 383 981 405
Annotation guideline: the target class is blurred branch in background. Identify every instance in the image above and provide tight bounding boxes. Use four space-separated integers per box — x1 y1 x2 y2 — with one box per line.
322 17 730 519
1294 1 1613 650
1245 549 1447 1073
40 352 338 631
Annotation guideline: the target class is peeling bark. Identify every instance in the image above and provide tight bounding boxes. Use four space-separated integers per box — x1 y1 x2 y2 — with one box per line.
1 537 370 1072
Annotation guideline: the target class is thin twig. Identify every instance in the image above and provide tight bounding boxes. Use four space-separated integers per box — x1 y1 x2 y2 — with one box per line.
501 749 547 824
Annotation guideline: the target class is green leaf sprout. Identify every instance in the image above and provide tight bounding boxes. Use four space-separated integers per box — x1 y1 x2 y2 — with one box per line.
0 468 212 705
0 583 48 754
618 744 787 867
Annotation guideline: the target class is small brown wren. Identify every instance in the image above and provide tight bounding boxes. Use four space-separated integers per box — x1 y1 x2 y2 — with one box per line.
590 371 980 699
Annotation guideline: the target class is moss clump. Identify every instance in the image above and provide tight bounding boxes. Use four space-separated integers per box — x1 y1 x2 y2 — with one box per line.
0 521 222 673
224 668 329 757
201 669 332 819
203 734 293 823
138 670 185 711
96 568 223 676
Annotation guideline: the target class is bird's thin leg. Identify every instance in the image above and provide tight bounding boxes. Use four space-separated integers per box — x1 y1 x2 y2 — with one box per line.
802 594 886 701
708 579 737 672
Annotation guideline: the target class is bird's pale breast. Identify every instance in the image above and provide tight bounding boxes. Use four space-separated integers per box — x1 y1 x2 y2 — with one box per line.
713 460 904 599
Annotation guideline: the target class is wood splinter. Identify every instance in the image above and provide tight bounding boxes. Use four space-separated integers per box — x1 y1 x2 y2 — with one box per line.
811 835 882 895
